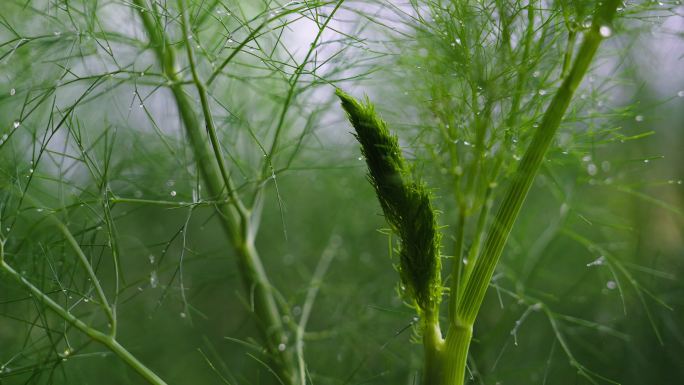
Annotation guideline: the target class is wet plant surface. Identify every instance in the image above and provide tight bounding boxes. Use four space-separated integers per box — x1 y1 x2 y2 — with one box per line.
1 1 683 384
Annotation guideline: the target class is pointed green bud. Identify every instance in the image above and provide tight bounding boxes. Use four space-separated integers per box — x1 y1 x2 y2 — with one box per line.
336 89 442 312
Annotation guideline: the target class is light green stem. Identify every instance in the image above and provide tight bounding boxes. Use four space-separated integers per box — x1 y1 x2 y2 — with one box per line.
0 257 167 385
457 0 620 325
132 1 296 383
430 2 620 384
441 323 472 385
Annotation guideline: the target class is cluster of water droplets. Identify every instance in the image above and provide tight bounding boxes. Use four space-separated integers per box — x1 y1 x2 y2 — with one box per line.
149 254 158 289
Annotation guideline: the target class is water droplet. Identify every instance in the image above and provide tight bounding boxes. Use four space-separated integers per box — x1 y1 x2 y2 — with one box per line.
678 91 684 98
278 343 286 352
13 121 20 128
10 88 16 96
599 25 612 37
462 257 468 265
634 115 644 122
54 31 61 36
601 161 611 172
29 168 34 173
587 163 598 176
643 159 649 164
606 281 617 290
148 254 155 264
170 190 177 197
586 256 605 267
180 312 187 318
532 71 540 78
538 89 547 96
150 270 158 288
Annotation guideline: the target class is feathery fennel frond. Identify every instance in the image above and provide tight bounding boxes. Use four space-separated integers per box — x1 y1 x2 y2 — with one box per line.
336 89 441 313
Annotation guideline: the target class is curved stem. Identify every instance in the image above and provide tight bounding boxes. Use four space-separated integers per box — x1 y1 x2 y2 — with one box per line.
0 253 167 385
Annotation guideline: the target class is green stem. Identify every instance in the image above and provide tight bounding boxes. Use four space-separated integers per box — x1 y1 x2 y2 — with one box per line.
21 194 116 335
423 309 445 385
0 257 167 385
439 2 620 384
458 0 620 325
132 1 296 383
442 323 472 385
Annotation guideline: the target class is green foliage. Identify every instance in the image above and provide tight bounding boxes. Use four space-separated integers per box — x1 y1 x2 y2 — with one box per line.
0 1 682 385
336 89 442 314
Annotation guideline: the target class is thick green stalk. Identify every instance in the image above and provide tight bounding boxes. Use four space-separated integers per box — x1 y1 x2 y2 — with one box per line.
132 1 296 383
441 323 472 385
457 0 620 325
439 2 620 385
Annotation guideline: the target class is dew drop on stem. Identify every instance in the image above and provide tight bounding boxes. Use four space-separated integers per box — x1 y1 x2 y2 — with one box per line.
586 256 605 267
606 281 617 290
587 163 598 176
13 121 20 128
599 25 612 37
150 270 158 288
10 88 15 96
